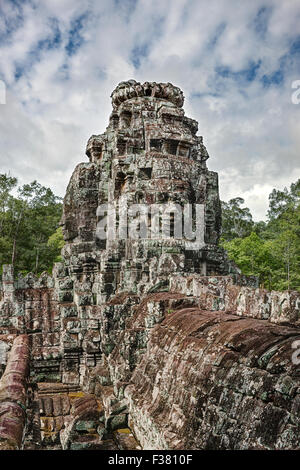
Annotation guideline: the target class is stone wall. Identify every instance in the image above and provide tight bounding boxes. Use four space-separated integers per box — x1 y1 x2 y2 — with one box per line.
170 274 300 325
0 335 30 450
125 305 300 449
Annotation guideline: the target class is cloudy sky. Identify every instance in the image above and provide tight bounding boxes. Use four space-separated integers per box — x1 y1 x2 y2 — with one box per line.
0 0 299 220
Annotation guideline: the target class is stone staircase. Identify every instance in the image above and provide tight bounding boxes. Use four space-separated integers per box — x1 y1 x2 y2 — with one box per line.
24 382 140 450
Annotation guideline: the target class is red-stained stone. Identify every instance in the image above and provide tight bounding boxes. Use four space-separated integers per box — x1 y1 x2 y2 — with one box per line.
0 335 29 449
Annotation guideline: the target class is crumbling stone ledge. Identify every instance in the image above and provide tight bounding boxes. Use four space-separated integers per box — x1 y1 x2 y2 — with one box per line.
0 335 30 450
125 306 300 449
170 274 300 325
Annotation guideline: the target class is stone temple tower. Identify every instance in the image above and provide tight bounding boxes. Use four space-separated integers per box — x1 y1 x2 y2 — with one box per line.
61 80 237 303
1 81 300 451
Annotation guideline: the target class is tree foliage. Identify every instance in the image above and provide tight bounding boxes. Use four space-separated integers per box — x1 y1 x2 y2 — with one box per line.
221 197 254 240
221 179 300 291
0 173 64 275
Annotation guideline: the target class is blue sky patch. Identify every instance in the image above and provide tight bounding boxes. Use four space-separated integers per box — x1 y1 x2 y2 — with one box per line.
216 61 261 84
290 36 300 57
261 69 284 87
208 22 227 50
253 6 272 38
13 18 62 81
0 0 24 44
36 19 62 52
65 12 89 56
130 43 149 68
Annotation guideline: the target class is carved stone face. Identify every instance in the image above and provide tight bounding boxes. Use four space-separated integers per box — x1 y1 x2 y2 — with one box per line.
60 80 234 288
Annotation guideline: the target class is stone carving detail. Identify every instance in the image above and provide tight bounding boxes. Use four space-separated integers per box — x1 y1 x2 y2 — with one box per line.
111 80 184 109
0 81 300 450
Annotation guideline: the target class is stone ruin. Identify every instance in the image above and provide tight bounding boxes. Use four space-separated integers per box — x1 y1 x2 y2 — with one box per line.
1 80 300 450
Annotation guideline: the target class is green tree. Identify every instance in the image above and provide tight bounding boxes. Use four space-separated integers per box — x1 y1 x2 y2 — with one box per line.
47 227 65 266
0 173 63 275
221 179 300 291
222 232 276 288
221 197 254 242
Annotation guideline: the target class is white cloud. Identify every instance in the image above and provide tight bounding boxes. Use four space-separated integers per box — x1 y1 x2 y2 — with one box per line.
0 0 299 221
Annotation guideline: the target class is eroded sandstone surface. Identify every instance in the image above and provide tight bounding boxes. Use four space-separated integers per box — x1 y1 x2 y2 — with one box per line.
0 80 300 450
